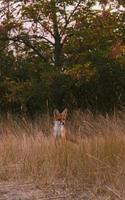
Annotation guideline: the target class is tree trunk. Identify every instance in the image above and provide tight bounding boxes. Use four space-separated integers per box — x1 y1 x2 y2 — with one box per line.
54 33 62 68
52 0 63 69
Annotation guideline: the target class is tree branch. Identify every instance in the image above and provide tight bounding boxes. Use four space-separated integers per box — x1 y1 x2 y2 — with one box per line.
29 35 54 46
20 37 49 62
0 35 49 63
61 0 83 38
38 21 55 38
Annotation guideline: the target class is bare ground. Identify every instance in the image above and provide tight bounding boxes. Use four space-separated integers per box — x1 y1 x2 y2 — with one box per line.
0 181 123 200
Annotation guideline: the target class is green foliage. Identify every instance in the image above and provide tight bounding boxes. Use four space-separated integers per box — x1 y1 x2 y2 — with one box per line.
0 0 125 115
49 74 75 110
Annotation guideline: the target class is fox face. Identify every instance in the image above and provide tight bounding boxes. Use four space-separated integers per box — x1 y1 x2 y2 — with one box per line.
54 109 67 125
53 108 68 138
53 108 68 125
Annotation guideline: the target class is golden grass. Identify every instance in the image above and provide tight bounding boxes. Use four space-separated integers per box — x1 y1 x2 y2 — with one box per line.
0 111 125 190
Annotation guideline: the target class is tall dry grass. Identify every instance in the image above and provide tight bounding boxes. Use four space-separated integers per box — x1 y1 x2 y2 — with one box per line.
0 111 125 191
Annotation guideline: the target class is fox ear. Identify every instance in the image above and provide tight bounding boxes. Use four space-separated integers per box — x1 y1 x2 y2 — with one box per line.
61 108 68 118
53 109 60 118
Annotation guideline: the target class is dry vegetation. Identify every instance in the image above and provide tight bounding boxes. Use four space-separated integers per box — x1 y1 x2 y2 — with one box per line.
0 111 125 199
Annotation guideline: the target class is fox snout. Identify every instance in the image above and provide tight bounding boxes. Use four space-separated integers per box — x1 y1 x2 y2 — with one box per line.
61 121 65 125
55 114 66 125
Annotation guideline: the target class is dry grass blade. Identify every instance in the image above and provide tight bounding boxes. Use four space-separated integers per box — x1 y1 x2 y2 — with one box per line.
105 186 123 200
0 112 124 199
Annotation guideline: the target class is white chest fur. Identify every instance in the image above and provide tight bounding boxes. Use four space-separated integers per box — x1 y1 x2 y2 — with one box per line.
53 121 65 138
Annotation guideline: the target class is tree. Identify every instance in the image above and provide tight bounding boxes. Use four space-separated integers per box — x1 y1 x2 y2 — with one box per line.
0 0 97 69
0 0 125 115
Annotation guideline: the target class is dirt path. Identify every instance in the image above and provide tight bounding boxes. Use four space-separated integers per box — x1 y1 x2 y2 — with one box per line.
0 181 123 200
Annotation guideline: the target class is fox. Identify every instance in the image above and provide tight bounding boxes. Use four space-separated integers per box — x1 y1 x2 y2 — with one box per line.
53 108 68 139
53 108 78 143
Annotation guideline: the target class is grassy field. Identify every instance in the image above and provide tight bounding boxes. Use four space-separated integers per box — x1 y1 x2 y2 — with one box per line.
0 111 125 198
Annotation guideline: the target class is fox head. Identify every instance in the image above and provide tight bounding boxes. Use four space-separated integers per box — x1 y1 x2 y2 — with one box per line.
53 108 68 125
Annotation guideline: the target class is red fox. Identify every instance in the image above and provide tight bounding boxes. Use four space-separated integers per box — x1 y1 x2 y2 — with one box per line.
53 108 78 143
53 108 68 139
